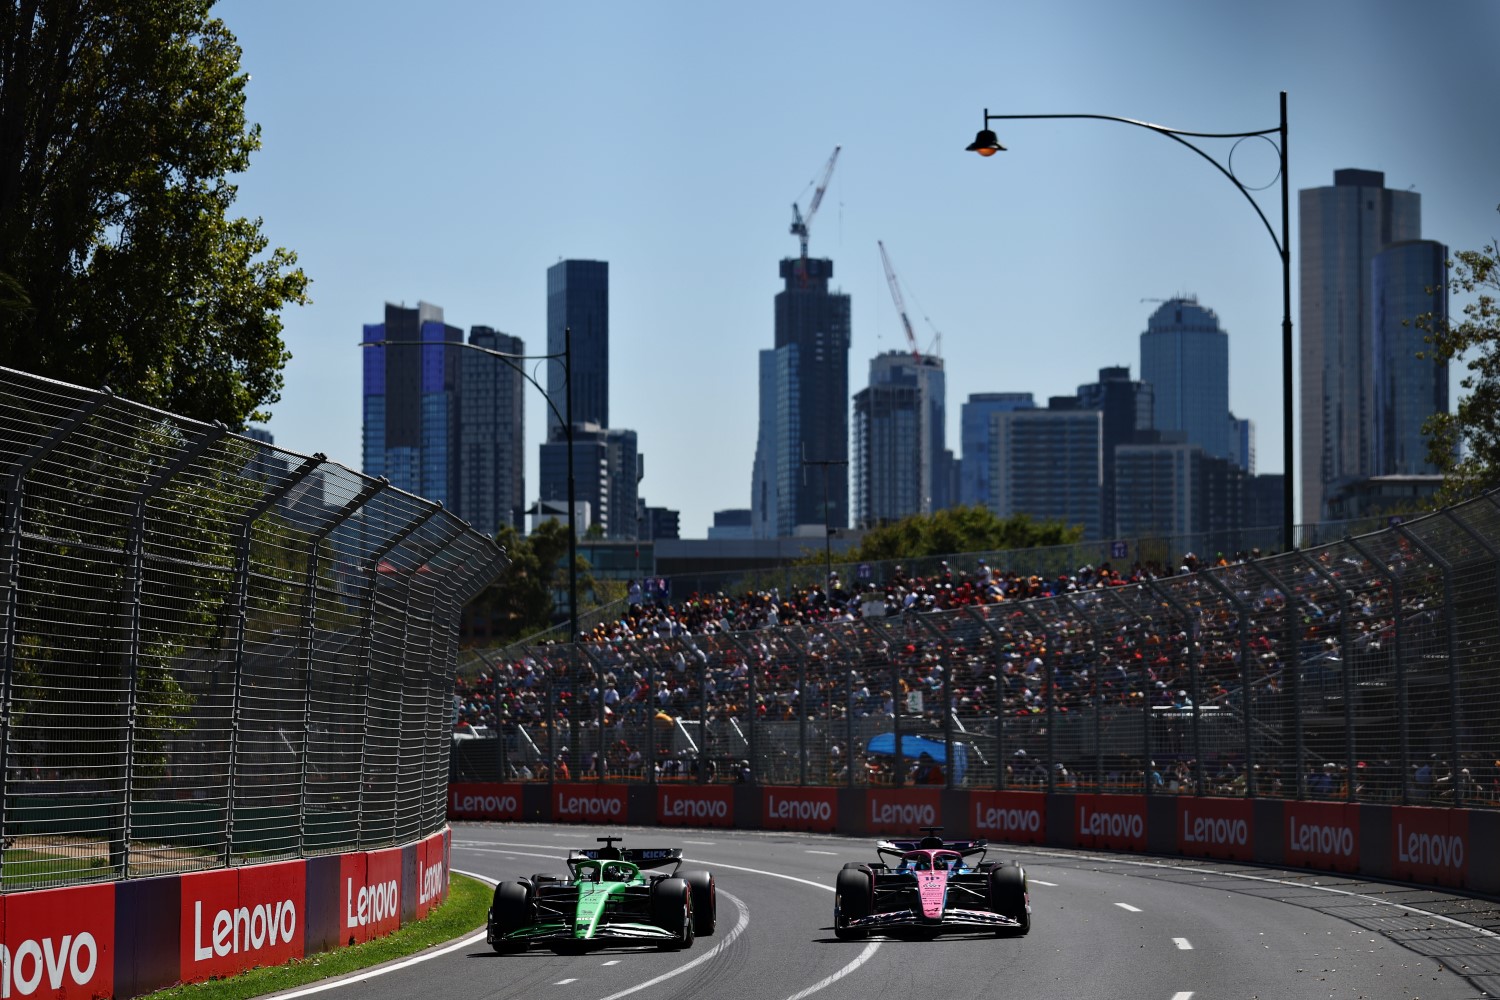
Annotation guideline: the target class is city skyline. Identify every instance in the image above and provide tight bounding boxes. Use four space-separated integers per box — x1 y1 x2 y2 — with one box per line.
218 0 1498 537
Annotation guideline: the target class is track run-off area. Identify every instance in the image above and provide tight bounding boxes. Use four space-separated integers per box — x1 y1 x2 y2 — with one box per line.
295 822 1500 1000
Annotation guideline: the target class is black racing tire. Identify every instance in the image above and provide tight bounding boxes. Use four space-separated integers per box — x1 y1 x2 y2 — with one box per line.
650 877 695 950
489 881 533 953
834 867 872 940
683 870 717 936
988 864 1030 936
841 861 869 871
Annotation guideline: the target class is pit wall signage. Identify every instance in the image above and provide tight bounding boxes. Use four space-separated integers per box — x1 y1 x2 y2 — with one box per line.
1283 801 1359 873
179 862 305 983
448 782 523 820
1390 806 1468 887
1074 794 1147 852
865 789 942 835
416 830 450 920
553 783 629 823
761 787 838 832
657 785 734 827
969 791 1046 844
1176 797 1254 861
1 883 113 1000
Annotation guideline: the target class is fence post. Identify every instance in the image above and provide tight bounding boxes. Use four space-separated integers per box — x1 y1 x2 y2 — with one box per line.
295 478 382 856
1101 588 1154 796
1245 558 1305 799
720 631 760 786
471 646 510 782
1393 523 1465 807
1197 569 1256 797
911 614 955 790
1343 534 1409 805
963 606 1010 792
1063 596 1106 794
1145 581 1203 796
400 519 464 841
115 422 225 877
0 391 110 879
419 532 469 833
224 453 323 865
1293 552 1356 801
578 643 610 782
797 633 809 786
356 504 438 848
701 640 713 785
891 621 905 788
1014 603 1056 794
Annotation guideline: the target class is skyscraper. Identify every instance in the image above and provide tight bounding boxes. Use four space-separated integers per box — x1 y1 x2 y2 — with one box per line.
458 326 526 539
1077 366 1154 539
362 301 461 504
990 403 1103 540
751 257 851 535
1373 239 1449 476
546 259 609 434
1139 297 1230 462
852 351 947 528
959 393 1035 508
1299 169 1421 523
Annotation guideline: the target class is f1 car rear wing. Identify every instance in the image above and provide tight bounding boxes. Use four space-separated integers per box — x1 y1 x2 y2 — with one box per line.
569 838 685 872
880 839 989 854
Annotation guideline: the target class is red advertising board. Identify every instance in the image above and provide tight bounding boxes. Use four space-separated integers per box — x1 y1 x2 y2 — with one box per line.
865 788 942 835
362 848 405 939
657 785 734 827
762 786 838 832
1390 805 1469 887
553 783 629 824
1075 794 1147 852
969 791 1047 845
416 832 448 919
338 852 372 946
180 861 305 983
448 782 523 821
2 883 113 1000
1176 797 1254 860
1283 801 1360 872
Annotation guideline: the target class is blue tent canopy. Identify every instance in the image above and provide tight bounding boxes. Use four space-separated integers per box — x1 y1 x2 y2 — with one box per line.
865 734 968 782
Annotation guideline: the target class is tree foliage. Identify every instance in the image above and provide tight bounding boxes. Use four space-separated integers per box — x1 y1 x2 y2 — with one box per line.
467 520 596 644
1415 207 1500 504
839 505 1086 563
0 0 307 427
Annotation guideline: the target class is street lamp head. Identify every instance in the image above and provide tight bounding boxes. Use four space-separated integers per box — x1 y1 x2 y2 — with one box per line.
967 128 1005 156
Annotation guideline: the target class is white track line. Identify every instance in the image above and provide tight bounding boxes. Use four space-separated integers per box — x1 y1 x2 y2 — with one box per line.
592 891 750 1000
781 941 882 1000
805 850 839 855
1115 902 1142 913
1172 993 1194 1000
1173 937 1193 950
1029 879 1058 886
555 979 578 985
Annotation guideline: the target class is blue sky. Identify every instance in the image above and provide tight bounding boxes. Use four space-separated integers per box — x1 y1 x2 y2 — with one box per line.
217 0 1500 538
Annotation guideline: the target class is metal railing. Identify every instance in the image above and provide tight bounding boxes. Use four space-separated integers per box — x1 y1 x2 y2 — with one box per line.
453 489 1500 811
0 368 505 891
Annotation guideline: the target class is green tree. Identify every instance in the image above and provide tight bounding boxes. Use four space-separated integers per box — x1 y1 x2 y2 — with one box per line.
839 505 1085 563
1414 207 1500 504
466 520 596 645
0 0 307 427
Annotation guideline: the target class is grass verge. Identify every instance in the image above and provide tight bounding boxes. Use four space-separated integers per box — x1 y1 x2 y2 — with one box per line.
138 872 490 1000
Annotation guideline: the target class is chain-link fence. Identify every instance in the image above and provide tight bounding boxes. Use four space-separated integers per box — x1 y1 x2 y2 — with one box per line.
0 368 504 891
453 490 1500 812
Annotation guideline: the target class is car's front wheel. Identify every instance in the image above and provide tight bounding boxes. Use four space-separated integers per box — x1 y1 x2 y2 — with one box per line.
650 877 696 950
683 870 717 936
988 863 1030 936
488 881 533 953
834 867 872 940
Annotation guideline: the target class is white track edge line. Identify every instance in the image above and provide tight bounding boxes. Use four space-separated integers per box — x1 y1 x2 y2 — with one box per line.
592 890 750 1000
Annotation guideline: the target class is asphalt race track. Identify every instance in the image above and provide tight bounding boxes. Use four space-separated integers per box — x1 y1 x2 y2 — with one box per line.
305 822 1500 1000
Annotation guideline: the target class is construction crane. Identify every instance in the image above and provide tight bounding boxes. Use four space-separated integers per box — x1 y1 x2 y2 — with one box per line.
878 240 922 364
790 146 841 266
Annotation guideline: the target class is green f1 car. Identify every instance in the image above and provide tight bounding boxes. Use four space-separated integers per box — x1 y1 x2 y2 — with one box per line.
487 836 717 954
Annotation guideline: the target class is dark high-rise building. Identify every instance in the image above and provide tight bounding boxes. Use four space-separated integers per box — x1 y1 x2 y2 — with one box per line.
540 422 609 536
852 351 947 528
458 326 526 538
751 257 851 535
1300 169 1421 523
546 260 609 434
990 401 1103 540
362 301 461 504
1077 366 1154 539
1140 297 1230 462
1373 239 1449 476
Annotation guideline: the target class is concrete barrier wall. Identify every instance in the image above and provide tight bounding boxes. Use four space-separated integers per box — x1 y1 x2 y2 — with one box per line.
0 828 451 1000
450 782 1499 896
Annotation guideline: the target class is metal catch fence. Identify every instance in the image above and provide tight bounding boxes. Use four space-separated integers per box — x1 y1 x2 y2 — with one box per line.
453 490 1500 812
0 368 505 891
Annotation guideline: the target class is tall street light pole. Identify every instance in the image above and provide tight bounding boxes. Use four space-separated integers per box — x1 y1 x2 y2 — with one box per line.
802 451 848 590
967 92 1293 552
359 328 580 639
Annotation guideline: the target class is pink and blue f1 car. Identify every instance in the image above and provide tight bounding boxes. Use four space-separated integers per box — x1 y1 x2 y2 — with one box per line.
833 827 1030 939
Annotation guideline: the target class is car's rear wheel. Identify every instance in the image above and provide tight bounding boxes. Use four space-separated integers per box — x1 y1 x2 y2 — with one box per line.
683 870 717 936
834 867 872 940
489 881 533 953
650 877 695 950
988 863 1030 936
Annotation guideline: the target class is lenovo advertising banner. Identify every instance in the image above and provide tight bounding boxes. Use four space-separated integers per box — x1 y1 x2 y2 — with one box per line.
1176 797 1255 861
416 833 449 920
657 785 734 827
448 782 524 821
361 848 405 941
553 783 629 824
761 786 838 832
865 788 942 835
179 862 305 984
1283 801 1360 873
2 883 113 1000
969 791 1047 845
338 852 373 947
1390 805 1469 887
1075 794 1148 853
